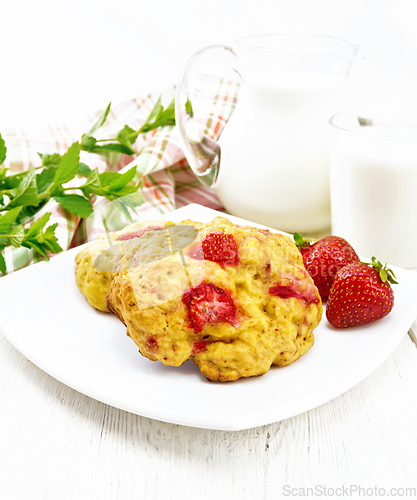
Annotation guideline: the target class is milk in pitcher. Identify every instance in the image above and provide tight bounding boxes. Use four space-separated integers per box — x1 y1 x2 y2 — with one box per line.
216 71 347 233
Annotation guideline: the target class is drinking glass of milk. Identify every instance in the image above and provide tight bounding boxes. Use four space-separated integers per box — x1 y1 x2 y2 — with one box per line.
329 108 417 268
175 34 360 233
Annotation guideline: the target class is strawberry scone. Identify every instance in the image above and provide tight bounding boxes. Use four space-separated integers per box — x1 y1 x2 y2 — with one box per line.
106 216 323 382
74 219 202 311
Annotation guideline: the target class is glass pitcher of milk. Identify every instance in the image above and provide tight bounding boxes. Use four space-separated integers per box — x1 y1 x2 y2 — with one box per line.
175 35 360 233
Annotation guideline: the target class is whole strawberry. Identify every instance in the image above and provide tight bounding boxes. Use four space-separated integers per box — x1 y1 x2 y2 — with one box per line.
294 233 360 300
326 257 397 328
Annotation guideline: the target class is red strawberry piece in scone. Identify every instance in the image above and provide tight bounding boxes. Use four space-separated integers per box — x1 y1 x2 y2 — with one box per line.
182 282 241 333
326 257 397 328
190 232 239 267
115 225 164 241
192 340 209 354
146 336 158 352
269 278 320 304
294 233 360 300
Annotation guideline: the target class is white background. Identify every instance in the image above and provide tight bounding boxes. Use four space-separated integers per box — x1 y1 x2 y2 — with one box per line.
1 0 417 127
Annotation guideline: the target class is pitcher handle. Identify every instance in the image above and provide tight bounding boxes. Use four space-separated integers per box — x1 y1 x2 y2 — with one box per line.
175 45 237 187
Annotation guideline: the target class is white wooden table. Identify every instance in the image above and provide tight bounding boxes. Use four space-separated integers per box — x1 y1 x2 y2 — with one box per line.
1 319 416 499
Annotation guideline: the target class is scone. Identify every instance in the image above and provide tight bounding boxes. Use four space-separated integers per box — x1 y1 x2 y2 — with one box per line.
74 219 202 311
106 216 322 382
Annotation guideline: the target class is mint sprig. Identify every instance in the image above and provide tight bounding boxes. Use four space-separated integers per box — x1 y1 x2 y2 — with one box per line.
80 97 175 156
0 96 176 275
0 210 63 274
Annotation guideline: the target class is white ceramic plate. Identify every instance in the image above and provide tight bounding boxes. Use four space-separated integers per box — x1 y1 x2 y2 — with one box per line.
1 204 417 431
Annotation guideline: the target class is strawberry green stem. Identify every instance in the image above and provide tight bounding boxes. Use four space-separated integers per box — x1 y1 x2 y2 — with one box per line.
361 256 398 284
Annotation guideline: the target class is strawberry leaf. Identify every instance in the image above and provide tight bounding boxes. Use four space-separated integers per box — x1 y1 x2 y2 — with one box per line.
293 232 305 247
363 257 398 285
293 232 315 248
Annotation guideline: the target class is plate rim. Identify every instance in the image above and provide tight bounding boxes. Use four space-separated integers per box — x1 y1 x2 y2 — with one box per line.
1 203 417 431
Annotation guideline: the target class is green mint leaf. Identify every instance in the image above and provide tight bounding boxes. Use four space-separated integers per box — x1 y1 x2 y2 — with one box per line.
111 192 144 222
117 125 140 146
85 168 100 190
112 199 133 222
117 191 144 209
6 169 39 208
0 252 6 275
21 215 63 257
80 135 97 151
79 168 100 196
0 133 6 165
100 166 136 190
20 205 41 218
140 97 163 130
54 194 93 218
0 206 23 232
21 213 63 258
38 152 61 167
23 212 51 239
0 166 8 182
22 240 48 257
8 224 24 247
108 185 138 197
36 167 56 194
54 142 81 185
87 103 111 136
185 97 194 117
78 162 92 176
22 215 60 258
86 143 136 155
138 97 175 133
0 173 20 190
84 167 138 199
39 223 62 254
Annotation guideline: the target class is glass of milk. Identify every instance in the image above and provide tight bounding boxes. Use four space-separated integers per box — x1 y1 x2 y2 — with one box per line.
329 108 417 268
176 35 361 233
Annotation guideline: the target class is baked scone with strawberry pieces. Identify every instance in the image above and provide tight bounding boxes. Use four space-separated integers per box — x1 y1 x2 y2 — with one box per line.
74 219 202 312
106 216 322 382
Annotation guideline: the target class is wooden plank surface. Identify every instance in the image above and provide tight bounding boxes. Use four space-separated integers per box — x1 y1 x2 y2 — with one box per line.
1 331 417 499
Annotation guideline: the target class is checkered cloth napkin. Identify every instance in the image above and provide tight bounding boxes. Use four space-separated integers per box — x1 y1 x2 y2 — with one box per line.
0 76 239 275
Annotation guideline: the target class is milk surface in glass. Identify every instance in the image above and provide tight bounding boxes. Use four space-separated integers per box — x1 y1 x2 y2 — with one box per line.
216 71 347 233
330 126 417 268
